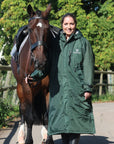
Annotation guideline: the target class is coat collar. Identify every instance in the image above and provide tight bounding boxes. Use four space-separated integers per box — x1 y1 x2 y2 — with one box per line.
60 29 83 42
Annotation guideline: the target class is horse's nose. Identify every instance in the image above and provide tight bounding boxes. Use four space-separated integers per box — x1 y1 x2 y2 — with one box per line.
37 57 47 70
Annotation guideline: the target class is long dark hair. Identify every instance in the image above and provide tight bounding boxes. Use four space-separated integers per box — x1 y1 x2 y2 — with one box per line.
61 13 77 26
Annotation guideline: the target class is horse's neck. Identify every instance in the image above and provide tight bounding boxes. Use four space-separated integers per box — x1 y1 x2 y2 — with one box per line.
19 35 29 54
18 35 34 77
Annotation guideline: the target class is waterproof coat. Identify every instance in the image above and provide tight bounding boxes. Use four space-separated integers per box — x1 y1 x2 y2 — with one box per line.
48 29 95 135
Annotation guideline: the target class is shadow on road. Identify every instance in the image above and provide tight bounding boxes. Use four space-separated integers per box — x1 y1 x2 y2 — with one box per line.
80 135 114 144
1 120 114 144
54 135 114 144
3 121 19 144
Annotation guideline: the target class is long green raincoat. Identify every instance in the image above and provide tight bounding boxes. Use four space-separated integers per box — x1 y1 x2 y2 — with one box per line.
48 29 95 135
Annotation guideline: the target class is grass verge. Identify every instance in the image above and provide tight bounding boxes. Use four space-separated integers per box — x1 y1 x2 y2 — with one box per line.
92 93 114 103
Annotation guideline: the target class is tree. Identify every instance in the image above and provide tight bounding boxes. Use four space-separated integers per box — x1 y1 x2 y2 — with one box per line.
85 0 114 70
81 0 106 14
0 0 29 63
0 0 113 70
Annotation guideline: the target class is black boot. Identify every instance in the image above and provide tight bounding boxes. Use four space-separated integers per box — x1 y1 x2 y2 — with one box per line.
69 134 80 144
61 133 69 144
62 139 69 144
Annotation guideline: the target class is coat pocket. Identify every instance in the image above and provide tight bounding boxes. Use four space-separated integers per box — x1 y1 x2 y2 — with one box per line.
79 91 92 114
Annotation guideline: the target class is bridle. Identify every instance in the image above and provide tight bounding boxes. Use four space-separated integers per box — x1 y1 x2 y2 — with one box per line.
28 16 48 51
25 15 49 79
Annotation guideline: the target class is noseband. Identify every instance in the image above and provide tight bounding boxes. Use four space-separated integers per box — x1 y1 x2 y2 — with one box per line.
31 41 47 51
28 16 48 51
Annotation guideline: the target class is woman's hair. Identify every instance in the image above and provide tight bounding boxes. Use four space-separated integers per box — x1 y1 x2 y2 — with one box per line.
61 13 77 26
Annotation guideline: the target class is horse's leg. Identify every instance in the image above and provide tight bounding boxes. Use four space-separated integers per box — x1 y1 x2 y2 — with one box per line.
17 83 27 144
18 103 33 144
25 104 33 144
40 92 54 144
41 126 54 144
18 121 25 144
18 105 25 144
41 125 48 143
25 123 33 144
46 135 54 144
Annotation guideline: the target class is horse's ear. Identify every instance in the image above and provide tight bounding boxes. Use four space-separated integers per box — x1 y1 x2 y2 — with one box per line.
42 3 51 18
27 4 35 17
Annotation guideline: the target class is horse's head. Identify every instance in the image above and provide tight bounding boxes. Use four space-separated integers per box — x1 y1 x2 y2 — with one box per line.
27 4 51 71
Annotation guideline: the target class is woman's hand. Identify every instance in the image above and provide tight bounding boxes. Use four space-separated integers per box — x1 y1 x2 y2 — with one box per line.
25 75 33 84
84 92 92 100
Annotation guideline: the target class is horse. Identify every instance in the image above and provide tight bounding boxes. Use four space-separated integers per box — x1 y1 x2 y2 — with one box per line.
11 4 54 144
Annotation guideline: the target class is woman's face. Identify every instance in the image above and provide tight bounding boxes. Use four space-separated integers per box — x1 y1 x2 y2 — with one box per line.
62 16 76 39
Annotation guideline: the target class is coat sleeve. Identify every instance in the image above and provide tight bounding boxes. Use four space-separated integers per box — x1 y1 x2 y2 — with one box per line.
83 39 95 93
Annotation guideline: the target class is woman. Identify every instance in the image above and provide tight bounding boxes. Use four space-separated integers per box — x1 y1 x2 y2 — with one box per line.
48 13 95 144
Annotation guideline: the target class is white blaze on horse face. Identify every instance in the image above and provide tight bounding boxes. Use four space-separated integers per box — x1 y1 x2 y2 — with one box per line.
37 22 43 27
18 123 25 144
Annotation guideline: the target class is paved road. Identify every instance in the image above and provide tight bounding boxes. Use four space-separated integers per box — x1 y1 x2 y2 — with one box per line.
0 102 114 144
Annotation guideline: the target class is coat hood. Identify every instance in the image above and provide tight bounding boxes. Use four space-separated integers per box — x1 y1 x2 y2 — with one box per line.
60 29 83 42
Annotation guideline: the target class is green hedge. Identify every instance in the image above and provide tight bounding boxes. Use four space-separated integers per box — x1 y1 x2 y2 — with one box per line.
0 98 19 128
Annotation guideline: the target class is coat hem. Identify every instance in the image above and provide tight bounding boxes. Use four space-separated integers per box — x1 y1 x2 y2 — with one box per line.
48 130 96 136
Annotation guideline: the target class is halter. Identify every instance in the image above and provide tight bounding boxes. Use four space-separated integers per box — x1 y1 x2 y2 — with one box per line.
31 41 47 51
25 15 49 80
28 16 47 22
28 16 42 22
28 16 48 51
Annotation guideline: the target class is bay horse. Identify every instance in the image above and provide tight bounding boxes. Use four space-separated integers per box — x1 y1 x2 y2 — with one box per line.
11 4 54 144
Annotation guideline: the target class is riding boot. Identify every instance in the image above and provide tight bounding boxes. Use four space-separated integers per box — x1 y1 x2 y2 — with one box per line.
62 138 69 144
69 134 80 144
61 134 69 144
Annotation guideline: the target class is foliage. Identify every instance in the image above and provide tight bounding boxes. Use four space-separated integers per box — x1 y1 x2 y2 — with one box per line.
0 0 114 70
92 93 114 103
0 98 19 128
85 10 114 70
0 98 9 127
0 0 28 62
94 0 114 70
81 0 106 14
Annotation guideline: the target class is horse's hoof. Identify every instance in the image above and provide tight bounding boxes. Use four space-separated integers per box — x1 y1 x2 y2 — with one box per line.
16 141 25 144
42 139 46 144
25 140 33 144
16 142 25 144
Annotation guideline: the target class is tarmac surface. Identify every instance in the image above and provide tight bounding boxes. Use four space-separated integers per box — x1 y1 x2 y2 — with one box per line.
0 102 114 144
